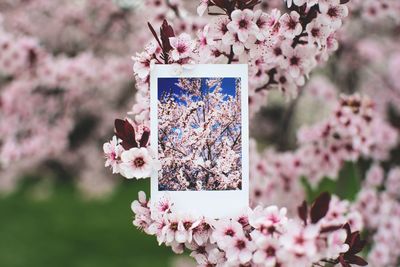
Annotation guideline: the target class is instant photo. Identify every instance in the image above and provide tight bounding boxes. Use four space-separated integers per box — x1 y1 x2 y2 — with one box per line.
151 64 249 218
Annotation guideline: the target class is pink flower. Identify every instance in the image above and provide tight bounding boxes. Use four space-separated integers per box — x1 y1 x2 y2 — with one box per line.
319 0 349 30
131 192 152 233
169 33 195 61
274 68 298 97
132 41 158 81
211 219 244 248
192 219 214 245
222 31 248 55
280 221 319 257
306 18 332 48
365 164 384 188
253 10 273 41
120 147 157 179
162 213 182 244
326 229 349 258
386 168 400 198
249 205 288 235
224 235 256 265
151 195 173 219
227 9 258 43
281 42 315 78
103 136 123 174
279 11 302 39
210 16 230 39
175 214 201 243
252 236 280 266
188 243 225 266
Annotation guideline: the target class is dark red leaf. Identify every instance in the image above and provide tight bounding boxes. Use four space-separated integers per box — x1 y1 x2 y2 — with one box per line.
345 255 368 266
160 20 175 53
343 223 351 239
237 0 260 10
310 192 331 224
147 22 163 49
339 255 351 267
114 119 138 150
320 224 343 233
297 201 308 225
139 129 150 148
212 0 228 9
339 225 368 267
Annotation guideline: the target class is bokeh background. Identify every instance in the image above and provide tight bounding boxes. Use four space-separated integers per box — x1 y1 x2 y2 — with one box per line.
0 180 176 267
1 0 400 266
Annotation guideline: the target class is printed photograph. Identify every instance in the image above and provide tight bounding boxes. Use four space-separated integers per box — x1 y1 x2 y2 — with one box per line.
158 77 242 191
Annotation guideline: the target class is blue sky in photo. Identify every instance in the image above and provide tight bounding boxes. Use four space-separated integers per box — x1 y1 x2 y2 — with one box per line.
158 77 238 104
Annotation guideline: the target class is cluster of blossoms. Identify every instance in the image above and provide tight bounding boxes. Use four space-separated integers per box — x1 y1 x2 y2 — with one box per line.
314 0 400 115
354 165 400 267
347 0 400 23
249 94 398 212
132 191 366 267
103 119 159 179
131 0 351 125
158 78 242 191
0 0 205 196
101 1 381 266
0 16 131 195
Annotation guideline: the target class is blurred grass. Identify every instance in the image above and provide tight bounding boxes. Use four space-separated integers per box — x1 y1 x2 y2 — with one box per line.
0 179 174 267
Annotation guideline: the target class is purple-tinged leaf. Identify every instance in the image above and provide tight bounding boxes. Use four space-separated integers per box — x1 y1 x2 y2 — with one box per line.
160 20 174 53
114 119 138 150
147 22 163 49
310 192 331 223
339 255 351 267
139 129 150 148
297 201 308 225
345 255 368 266
320 224 344 233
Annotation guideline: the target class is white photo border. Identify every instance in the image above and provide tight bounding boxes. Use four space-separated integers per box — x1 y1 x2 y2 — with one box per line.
150 64 249 218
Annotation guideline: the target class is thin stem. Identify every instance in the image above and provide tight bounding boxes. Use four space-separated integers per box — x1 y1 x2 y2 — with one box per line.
227 46 234 64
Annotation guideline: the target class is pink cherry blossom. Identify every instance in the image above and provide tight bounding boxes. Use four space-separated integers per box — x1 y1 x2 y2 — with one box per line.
170 33 196 61
120 147 158 179
319 0 349 29
279 11 303 39
227 9 258 43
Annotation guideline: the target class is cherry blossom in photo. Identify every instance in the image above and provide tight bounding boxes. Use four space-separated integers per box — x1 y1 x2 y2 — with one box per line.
158 77 242 191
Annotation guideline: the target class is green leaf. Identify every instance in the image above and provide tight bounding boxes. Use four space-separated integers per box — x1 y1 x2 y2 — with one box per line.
301 176 336 203
335 161 361 201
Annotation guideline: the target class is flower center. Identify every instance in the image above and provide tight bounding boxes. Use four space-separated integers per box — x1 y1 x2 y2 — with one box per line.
236 239 246 250
274 47 282 56
239 19 248 29
183 221 193 230
288 19 297 30
295 236 305 245
225 229 235 237
311 28 320 37
328 7 338 18
170 222 178 231
220 23 228 34
290 56 300 66
279 76 287 84
257 19 266 28
177 44 187 53
266 246 276 257
134 157 145 167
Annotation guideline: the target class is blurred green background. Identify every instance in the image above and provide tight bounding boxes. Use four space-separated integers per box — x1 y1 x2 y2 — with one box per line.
0 179 175 267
